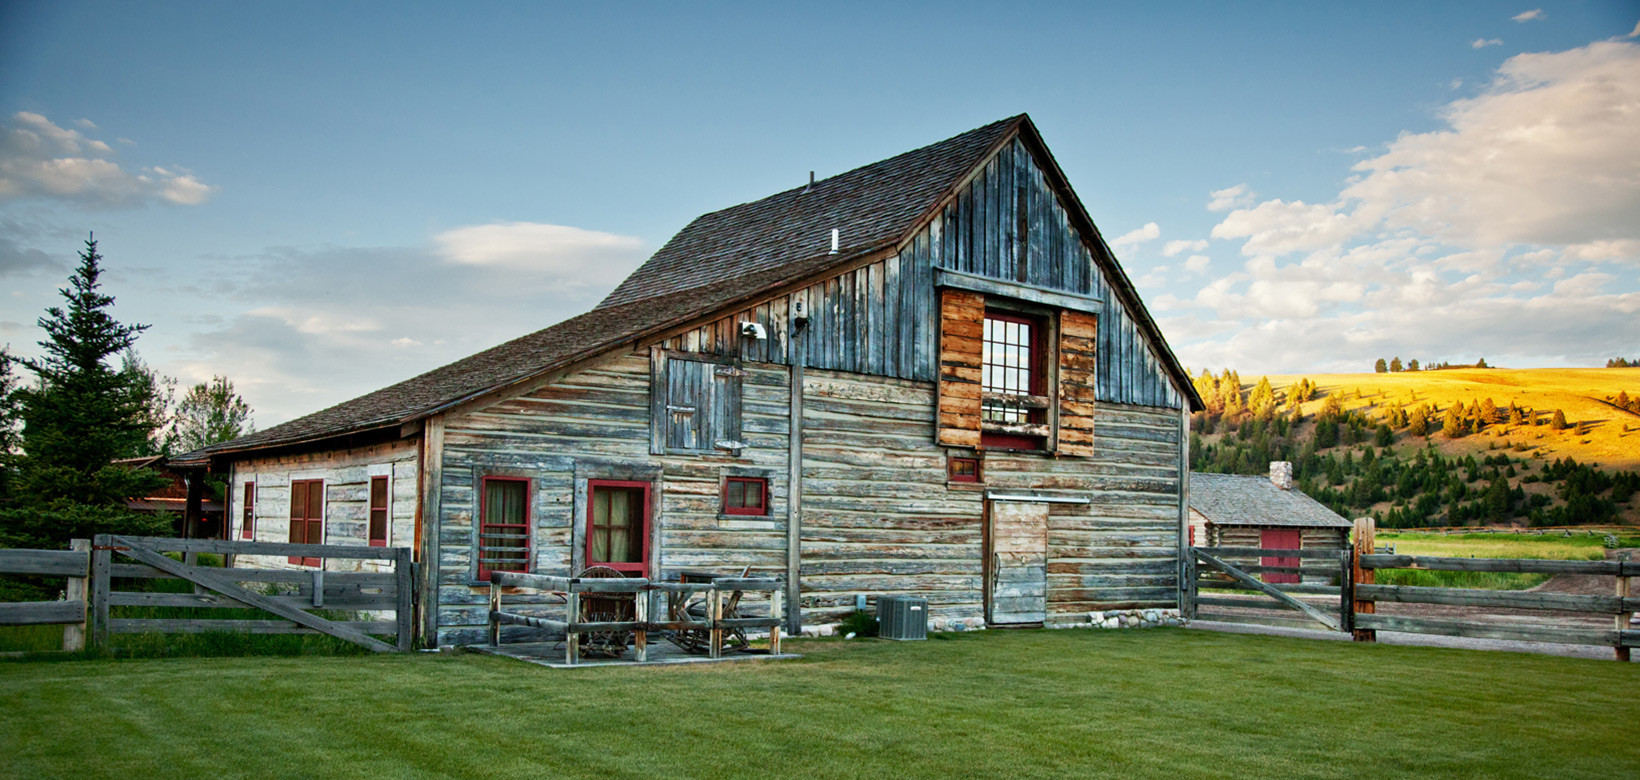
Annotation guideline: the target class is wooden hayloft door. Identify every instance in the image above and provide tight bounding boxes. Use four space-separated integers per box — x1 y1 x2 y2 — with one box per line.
988 500 1049 624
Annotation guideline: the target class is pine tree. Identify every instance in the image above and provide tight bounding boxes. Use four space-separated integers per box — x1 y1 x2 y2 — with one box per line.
1375 358 1388 373
0 348 21 501
1442 405 1465 438
1248 376 1276 420
1408 359 1420 371
1389 357 1403 373
1550 409 1569 431
2 237 170 548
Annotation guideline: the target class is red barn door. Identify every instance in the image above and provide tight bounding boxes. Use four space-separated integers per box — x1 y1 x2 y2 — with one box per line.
1260 528 1302 584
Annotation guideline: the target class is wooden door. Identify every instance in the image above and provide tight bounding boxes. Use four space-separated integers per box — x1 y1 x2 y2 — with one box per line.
989 501 1049 624
1260 528 1302 584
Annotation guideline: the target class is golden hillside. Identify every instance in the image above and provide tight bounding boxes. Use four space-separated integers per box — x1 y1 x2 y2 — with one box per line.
1259 367 1640 471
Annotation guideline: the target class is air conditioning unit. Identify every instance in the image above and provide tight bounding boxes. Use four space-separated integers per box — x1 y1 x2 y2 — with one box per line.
875 595 928 641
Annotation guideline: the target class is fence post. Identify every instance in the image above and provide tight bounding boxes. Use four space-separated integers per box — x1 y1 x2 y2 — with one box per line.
1181 548 1197 620
62 539 90 652
708 588 723 659
768 585 782 656
1617 552 1632 663
633 587 649 663
1338 548 1354 634
395 548 414 652
487 578 501 648
1351 517 1376 642
90 534 112 650
564 585 580 666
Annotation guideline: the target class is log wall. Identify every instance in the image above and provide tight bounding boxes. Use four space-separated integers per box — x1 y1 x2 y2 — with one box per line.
226 439 419 573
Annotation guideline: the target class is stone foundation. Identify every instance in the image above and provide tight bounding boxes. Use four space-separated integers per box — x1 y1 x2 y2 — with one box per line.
1086 608 1185 629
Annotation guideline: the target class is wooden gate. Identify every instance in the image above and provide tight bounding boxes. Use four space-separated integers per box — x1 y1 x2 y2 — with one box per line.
988 501 1049 625
91 534 414 652
1184 546 1351 632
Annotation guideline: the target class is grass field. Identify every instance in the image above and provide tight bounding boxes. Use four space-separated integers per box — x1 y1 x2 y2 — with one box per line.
3 630 1637 779
1374 531 1619 589
1261 367 1640 471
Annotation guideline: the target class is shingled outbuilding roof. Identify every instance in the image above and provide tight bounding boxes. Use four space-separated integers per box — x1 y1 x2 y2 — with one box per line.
1189 473 1354 528
175 113 1199 467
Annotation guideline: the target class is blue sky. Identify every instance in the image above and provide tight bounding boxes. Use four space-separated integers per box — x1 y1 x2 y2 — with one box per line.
2 1 1637 426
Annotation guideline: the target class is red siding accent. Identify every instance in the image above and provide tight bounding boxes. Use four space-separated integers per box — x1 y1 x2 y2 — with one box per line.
1260 528 1302 584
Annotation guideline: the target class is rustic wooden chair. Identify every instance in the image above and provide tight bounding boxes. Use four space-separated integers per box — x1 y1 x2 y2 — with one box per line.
573 565 635 658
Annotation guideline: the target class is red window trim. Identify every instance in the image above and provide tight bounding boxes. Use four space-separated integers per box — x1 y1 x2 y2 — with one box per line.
368 475 390 547
981 310 1048 450
722 476 769 516
478 476 531 582
240 481 256 540
586 479 652 576
949 456 981 483
288 479 324 567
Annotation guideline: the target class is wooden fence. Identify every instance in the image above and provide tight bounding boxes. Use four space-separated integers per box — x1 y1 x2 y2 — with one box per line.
1188 519 1639 661
0 540 92 651
489 571 783 666
1184 546 1351 632
2 536 414 653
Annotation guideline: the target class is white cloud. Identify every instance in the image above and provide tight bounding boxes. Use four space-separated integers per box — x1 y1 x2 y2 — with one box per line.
434 221 644 275
1170 37 1640 375
1183 254 1212 274
1207 184 1255 212
0 112 216 208
1473 38 1504 49
1512 9 1544 22
1162 239 1208 257
1110 221 1160 248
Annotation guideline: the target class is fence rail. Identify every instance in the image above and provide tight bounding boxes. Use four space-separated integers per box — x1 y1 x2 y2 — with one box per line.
1184 546 1351 632
488 571 783 666
1 536 415 654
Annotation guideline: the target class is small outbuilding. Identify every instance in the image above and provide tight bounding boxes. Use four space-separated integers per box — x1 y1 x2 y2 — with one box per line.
1188 462 1352 583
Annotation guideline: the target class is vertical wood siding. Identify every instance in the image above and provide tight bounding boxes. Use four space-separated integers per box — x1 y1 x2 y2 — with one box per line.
1057 310 1098 457
655 136 1182 408
434 353 791 646
798 370 986 626
227 440 419 573
936 289 984 447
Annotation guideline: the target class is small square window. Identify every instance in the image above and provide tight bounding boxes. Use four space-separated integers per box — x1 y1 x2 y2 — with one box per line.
723 477 768 516
949 457 981 483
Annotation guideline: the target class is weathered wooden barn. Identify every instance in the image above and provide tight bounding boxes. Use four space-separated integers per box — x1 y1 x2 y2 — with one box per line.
1188 463 1352 584
174 114 1204 646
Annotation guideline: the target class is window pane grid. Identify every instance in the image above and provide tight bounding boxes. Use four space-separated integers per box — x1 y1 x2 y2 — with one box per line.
983 315 1037 424
480 479 529 576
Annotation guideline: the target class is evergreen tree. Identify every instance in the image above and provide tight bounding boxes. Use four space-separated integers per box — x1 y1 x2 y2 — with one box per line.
0 348 21 500
1248 376 1276 420
1375 358 1388 373
1408 359 1420 371
2 237 169 548
1375 423 1394 447
1442 405 1465 438
1389 357 1402 372
1550 409 1569 431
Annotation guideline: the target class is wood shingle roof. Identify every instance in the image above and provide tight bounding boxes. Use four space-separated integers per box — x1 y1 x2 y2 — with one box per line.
1189 473 1355 528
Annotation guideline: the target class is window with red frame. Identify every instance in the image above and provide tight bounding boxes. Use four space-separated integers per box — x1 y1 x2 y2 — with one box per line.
240 482 256 540
981 310 1047 449
368 475 390 547
587 480 650 576
288 479 324 566
949 456 981 483
478 477 530 581
722 477 768 515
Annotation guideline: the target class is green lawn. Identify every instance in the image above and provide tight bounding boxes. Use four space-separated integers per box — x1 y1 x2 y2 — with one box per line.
2 629 1636 779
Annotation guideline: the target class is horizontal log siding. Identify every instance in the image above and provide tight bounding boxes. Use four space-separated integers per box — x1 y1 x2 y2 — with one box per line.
436 353 791 646
799 370 985 626
987 402 1184 624
655 137 1183 409
228 440 418 573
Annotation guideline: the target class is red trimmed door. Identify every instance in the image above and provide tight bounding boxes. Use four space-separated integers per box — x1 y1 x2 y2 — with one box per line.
1260 528 1302 584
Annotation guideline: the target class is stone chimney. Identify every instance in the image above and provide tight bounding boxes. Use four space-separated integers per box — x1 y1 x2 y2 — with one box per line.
1269 461 1294 490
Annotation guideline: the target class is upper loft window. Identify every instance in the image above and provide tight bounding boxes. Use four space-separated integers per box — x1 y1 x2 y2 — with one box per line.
981 311 1048 449
654 354 745 455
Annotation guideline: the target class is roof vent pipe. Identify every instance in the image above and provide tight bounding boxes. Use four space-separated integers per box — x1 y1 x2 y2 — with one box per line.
829 228 839 255
804 171 814 193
